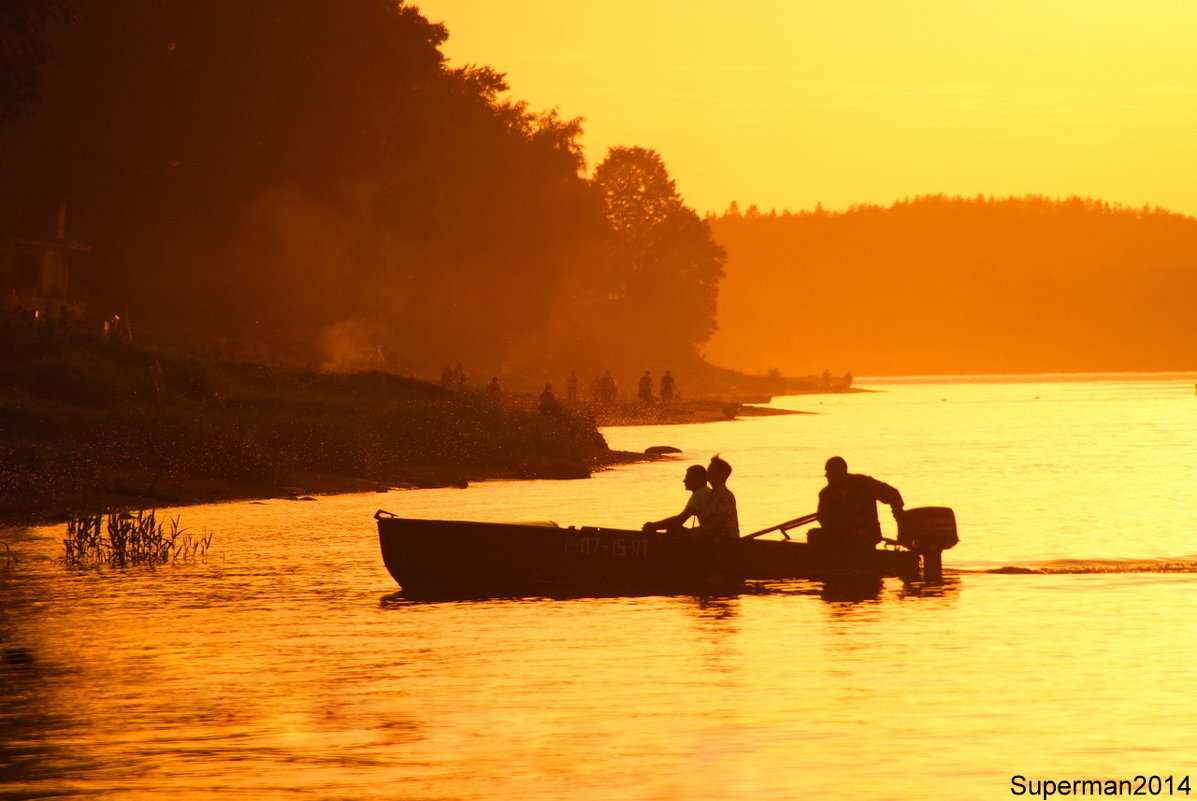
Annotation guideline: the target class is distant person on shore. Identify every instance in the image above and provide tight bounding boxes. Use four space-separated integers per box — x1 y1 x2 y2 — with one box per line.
642 465 710 535
697 455 739 538
441 364 454 388
566 371 578 403
538 383 561 415
660 369 676 402
814 456 903 551
600 370 617 404
486 376 502 402
638 370 654 402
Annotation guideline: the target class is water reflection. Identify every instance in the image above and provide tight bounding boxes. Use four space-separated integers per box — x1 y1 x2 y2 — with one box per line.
380 577 961 607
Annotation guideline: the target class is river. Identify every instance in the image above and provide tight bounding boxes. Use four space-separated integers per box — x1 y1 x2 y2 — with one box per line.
2 373 1196 800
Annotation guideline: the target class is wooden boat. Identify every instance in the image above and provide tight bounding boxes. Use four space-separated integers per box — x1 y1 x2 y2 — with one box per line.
375 506 957 598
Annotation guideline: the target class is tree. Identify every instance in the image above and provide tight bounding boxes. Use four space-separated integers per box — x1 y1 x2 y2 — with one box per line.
591 146 726 353
0 0 604 376
0 0 73 125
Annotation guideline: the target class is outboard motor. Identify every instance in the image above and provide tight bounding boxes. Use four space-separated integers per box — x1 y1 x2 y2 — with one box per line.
896 507 958 583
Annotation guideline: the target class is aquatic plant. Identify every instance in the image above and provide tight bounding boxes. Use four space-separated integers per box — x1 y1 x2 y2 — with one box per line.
62 510 212 568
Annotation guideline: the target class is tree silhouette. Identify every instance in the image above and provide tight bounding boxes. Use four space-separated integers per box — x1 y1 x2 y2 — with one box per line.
592 146 726 354
0 0 73 125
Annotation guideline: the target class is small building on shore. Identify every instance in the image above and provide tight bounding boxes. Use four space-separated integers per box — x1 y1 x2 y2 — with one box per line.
0 200 91 322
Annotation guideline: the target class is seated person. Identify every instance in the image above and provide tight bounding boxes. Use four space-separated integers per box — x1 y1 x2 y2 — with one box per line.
642 465 710 534
814 456 903 550
696 455 739 538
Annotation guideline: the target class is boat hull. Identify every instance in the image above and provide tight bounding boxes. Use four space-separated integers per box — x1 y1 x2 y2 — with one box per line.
377 516 921 597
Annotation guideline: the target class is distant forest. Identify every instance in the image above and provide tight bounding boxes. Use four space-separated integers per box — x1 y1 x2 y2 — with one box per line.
0 1 724 381
707 196 1197 376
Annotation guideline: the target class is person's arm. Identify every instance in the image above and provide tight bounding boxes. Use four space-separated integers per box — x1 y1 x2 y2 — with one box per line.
643 505 694 532
870 478 904 516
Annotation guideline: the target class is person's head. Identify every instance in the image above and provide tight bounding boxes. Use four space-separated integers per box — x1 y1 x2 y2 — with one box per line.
707 454 732 485
824 456 848 484
683 464 708 490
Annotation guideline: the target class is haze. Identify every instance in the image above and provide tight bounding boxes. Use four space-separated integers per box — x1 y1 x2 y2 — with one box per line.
418 0 1197 217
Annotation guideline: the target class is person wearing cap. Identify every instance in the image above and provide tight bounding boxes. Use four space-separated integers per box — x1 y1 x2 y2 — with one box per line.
642 465 710 534
816 456 903 550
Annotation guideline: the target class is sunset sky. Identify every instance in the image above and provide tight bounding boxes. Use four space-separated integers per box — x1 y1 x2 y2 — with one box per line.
414 0 1197 217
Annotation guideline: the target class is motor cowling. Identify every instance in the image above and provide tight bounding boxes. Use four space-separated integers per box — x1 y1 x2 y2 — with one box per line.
896 507 958 552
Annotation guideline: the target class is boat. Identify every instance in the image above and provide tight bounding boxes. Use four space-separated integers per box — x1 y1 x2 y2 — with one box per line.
375 506 957 598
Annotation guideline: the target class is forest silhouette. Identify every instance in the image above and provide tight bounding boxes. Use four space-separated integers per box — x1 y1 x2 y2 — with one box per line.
0 1 724 383
708 196 1197 376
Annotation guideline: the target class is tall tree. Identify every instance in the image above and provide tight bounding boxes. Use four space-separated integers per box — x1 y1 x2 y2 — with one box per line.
591 146 726 354
0 0 601 375
0 0 73 125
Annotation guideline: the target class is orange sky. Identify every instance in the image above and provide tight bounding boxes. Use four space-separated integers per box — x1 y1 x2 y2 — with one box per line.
413 0 1197 217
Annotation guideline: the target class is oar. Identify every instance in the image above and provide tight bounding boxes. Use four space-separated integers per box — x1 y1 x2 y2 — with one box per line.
742 512 819 540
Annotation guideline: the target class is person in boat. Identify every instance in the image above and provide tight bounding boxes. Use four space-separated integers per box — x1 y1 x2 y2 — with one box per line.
815 456 903 550
642 465 710 534
697 455 739 538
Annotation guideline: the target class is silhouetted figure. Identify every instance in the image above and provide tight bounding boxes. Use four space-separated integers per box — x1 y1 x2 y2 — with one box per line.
697 455 738 538
660 369 676 402
844 371 853 388
441 364 454 388
452 362 468 387
822 368 831 388
815 456 903 551
638 370 654 402
599 370 617 404
486 376 502 402
642 465 710 535
566 371 578 403
538 383 560 415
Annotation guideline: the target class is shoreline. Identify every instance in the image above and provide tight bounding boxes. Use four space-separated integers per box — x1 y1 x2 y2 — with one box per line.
0 397 823 531
0 448 657 531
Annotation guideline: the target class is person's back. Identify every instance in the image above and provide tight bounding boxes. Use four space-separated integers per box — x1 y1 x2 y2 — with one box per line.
816 457 903 548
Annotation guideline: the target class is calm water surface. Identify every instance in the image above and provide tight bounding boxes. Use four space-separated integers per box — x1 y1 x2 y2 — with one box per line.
3 374 1196 800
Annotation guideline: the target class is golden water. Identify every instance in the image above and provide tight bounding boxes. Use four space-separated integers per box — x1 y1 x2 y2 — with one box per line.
3 374 1196 800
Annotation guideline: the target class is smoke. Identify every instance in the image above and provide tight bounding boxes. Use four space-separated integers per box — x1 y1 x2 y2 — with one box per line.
319 318 389 373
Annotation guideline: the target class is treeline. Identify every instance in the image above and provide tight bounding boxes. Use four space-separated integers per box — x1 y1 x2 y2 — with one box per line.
0 1 723 379
707 195 1197 375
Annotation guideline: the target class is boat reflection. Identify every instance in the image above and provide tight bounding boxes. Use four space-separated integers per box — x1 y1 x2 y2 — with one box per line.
379 576 961 607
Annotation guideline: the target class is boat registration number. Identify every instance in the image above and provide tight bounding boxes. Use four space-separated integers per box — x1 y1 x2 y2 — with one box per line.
564 535 649 559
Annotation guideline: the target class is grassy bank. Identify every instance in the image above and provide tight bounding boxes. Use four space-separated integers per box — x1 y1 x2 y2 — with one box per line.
0 319 627 526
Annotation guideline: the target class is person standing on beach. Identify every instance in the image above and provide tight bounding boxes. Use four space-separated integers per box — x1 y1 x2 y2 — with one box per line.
660 370 676 402
538 383 561 415
697 455 738 538
638 370 654 402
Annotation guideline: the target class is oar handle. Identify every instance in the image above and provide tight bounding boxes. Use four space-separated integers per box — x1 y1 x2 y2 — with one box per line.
742 512 819 539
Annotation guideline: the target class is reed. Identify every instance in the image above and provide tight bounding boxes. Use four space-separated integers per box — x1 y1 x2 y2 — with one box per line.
62 510 212 567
